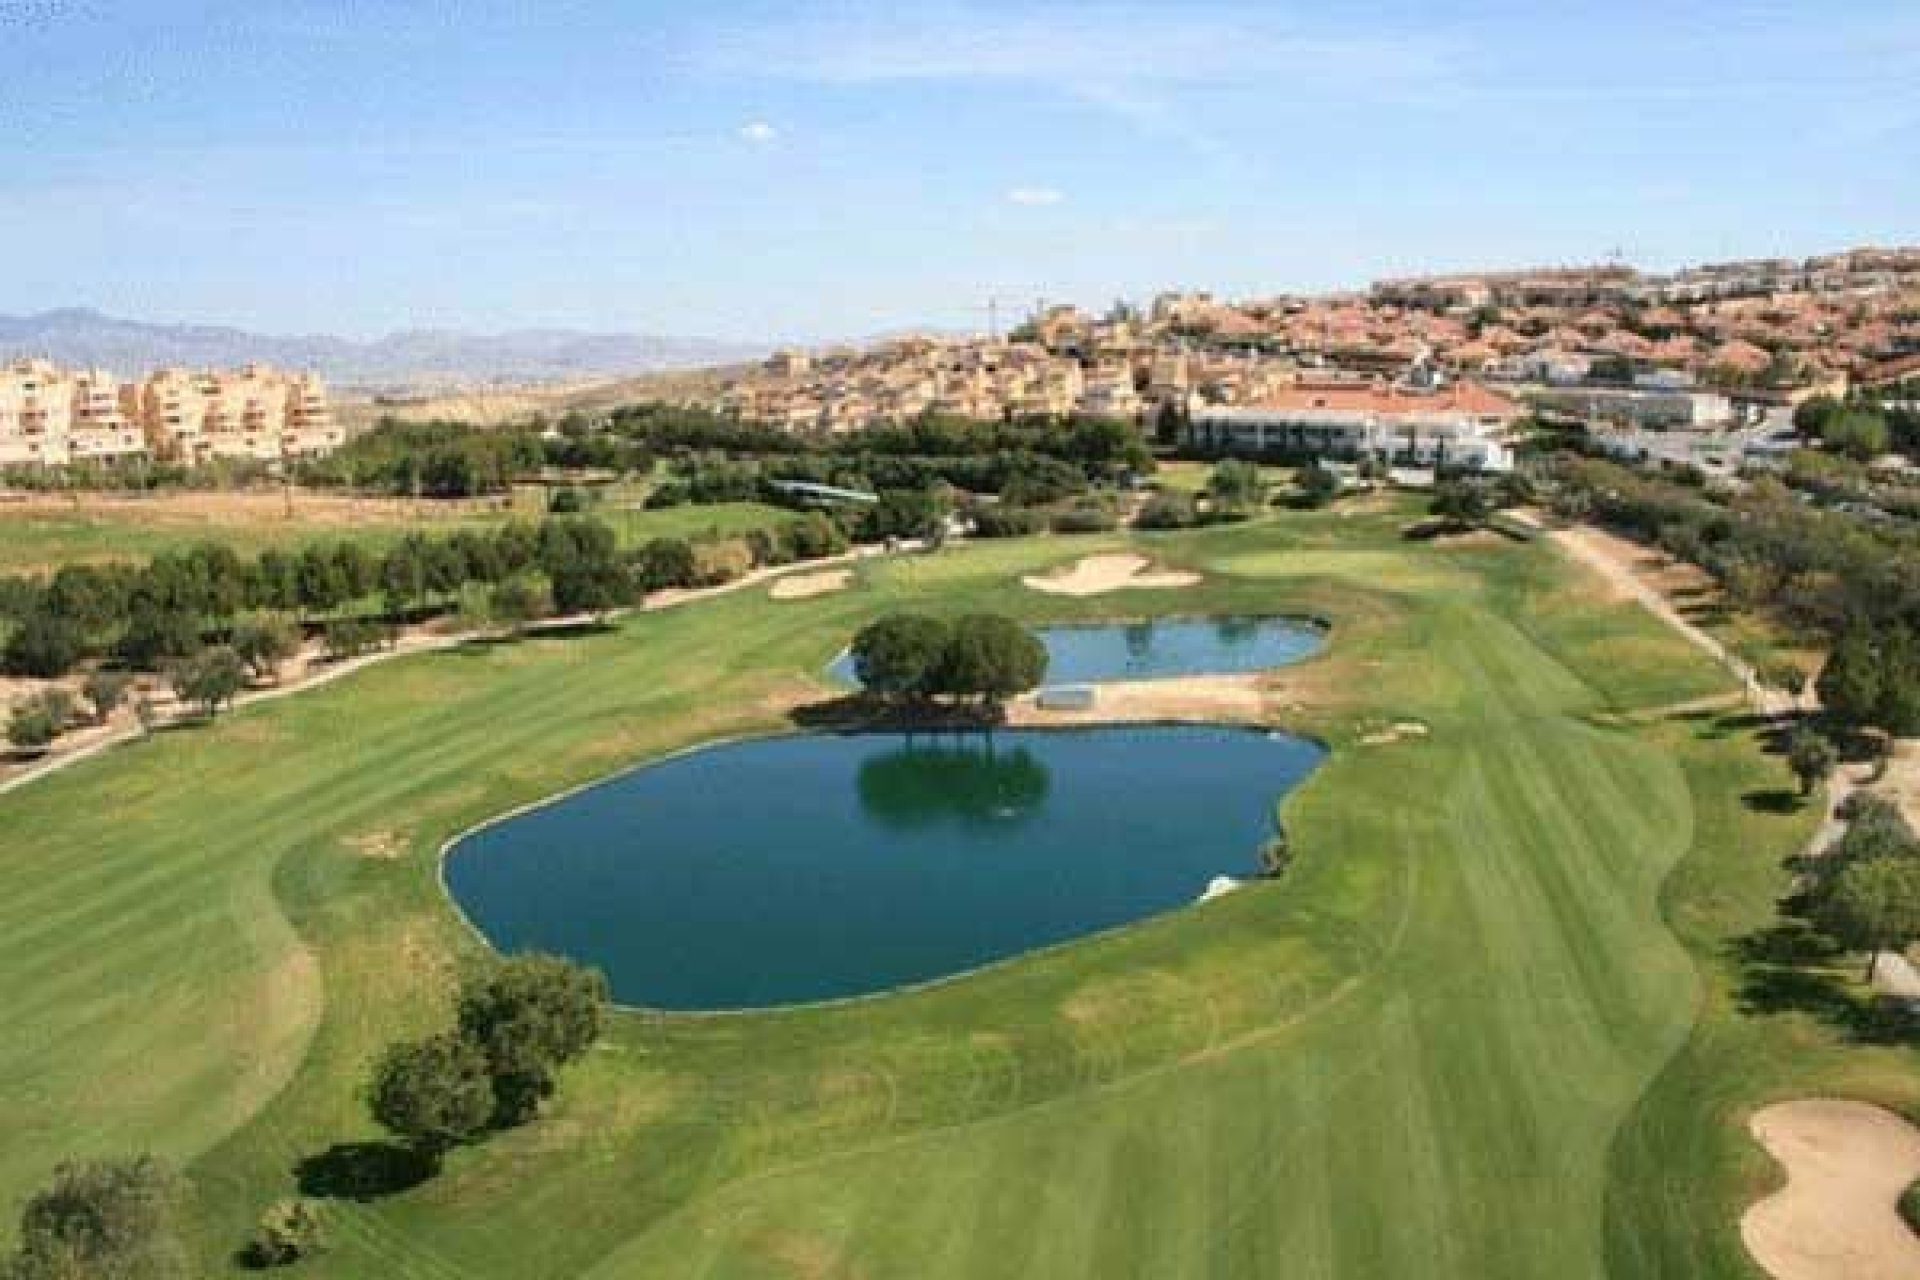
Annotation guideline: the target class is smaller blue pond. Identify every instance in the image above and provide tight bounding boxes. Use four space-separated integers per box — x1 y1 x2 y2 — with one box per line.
829 615 1324 687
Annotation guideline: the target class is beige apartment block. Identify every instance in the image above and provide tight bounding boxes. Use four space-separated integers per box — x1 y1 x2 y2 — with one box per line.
0 360 341 469
140 365 341 463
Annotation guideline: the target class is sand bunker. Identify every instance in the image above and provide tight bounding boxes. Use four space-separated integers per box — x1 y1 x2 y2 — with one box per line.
769 569 852 600
1742 1099 1920 1280
1023 553 1200 597
1360 720 1429 747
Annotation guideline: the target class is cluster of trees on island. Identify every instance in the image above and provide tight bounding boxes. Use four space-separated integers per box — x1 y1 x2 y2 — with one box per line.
850 613 1049 709
0 954 608 1276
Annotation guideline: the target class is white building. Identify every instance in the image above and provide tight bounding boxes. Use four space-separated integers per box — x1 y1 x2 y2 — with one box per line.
1186 380 1523 471
1528 385 1732 429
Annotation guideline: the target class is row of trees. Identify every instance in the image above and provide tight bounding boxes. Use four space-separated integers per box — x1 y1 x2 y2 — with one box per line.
850 614 1049 708
1801 794 1920 981
1554 457 1920 648
0 509 851 683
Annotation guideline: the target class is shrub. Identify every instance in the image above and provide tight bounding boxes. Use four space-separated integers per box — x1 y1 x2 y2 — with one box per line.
83 668 133 723
7 692 67 754
489 577 552 632
1051 503 1118 534
970 506 1047 538
243 1199 326 1269
1136 492 1198 530
690 538 755 588
323 617 384 661
547 486 586 514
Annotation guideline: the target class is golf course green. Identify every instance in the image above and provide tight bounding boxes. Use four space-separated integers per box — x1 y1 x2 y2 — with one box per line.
2 497 1915 1278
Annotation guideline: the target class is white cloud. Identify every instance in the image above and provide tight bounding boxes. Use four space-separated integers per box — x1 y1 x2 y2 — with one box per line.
690 7 1457 168
1007 187 1065 207
738 120 779 144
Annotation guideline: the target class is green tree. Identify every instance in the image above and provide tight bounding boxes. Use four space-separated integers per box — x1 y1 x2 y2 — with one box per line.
932 615 1048 706
488 577 552 635
2 610 84 679
168 646 248 719
1208 459 1266 511
1814 855 1920 981
1786 727 1837 797
1297 463 1342 509
1792 394 1842 440
367 1033 495 1155
117 605 202 669
82 669 133 725
455 954 608 1126
1431 478 1493 526
636 538 697 592
1816 624 1882 729
549 558 629 619
4 1156 189 1280
230 616 302 682
851 614 950 701
1822 408 1891 461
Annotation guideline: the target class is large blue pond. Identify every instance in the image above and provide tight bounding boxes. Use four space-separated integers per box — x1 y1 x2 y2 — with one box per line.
827 615 1325 687
445 726 1323 1010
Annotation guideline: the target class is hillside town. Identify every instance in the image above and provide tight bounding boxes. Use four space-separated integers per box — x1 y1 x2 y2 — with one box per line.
0 359 340 468
715 245 1920 470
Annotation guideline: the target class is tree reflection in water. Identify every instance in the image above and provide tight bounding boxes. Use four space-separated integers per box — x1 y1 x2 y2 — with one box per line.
856 736 1052 831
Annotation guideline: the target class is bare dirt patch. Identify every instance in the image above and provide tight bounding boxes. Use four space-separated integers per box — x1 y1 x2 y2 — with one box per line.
1007 674 1274 726
1022 553 1200 597
343 829 409 860
1741 1099 1920 1280
769 569 852 600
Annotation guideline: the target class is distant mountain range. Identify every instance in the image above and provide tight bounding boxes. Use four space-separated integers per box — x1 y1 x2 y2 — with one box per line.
0 309 768 390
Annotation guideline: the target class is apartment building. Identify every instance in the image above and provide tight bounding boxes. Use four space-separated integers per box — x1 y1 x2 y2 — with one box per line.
0 359 340 468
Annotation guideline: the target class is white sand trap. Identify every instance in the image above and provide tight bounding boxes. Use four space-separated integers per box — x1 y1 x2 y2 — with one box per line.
769 569 852 601
1742 1099 1920 1280
1023 553 1200 597
1360 720 1429 747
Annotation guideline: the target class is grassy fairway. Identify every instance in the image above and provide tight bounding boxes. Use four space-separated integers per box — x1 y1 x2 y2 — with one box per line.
1 501 1911 1278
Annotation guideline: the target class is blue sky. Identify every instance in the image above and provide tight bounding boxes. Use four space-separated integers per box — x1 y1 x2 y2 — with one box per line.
3 0 1916 341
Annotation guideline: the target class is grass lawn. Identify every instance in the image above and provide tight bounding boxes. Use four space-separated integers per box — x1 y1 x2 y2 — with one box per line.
0 495 798 575
1 497 1914 1277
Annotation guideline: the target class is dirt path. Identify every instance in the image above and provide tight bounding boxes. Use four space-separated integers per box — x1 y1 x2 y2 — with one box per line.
1742 1099 1920 1280
1550 523 1796 717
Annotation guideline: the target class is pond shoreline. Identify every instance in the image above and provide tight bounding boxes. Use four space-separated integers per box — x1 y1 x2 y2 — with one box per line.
437 717 1329 1018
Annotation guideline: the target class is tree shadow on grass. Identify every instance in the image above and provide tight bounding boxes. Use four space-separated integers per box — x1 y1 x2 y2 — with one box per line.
294 1141 436 1202
1730 920 1918 1047
1742 787 1807 815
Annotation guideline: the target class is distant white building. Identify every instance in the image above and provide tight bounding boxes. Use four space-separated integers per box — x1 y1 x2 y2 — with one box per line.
1528 385 1732 429
1186 380 1522 471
